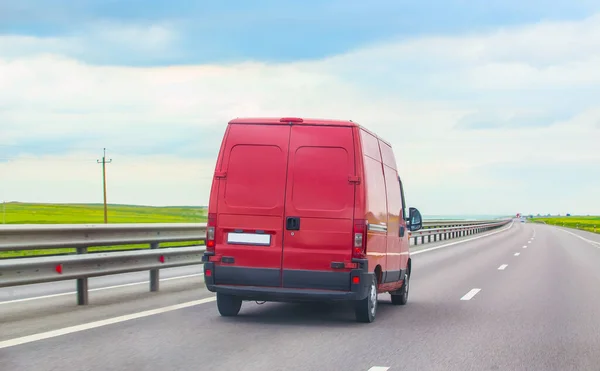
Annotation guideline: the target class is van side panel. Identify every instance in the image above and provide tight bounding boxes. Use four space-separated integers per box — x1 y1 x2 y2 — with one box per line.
380 142 409 276
379 140 404 284
281 125 356 290
359 129 388 275
213 124 291 287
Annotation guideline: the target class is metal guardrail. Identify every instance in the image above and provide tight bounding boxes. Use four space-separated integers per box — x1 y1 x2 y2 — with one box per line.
0 223 206 251
408 220 511 245
420 219 506 229
0 223 207 305
0 219 510 305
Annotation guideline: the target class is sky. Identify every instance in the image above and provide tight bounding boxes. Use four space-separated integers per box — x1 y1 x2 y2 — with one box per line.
1 0 599 216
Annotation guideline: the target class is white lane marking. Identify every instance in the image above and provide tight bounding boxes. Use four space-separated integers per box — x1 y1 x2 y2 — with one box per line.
498 264 508 270
558 229 600 248
0 296 217 349
460 288 481 301
528 240 532 243
0 273 203 306
411 222 514 256
514 253 520 256
368 367 390 371
523 245 527 249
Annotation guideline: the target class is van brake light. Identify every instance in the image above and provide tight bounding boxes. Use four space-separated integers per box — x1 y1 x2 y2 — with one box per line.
207 213 217 252
280 117 303 123
353 219 367 259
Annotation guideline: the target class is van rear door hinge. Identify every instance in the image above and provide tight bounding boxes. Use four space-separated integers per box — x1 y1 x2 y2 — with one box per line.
215 171 227 179
348 175 361 184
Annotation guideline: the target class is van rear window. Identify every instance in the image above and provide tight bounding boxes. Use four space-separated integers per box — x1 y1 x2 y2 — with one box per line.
224 144 287 208
291 146 352 211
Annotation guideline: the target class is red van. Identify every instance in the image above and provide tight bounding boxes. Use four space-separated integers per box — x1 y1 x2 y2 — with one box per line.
202 117 423 323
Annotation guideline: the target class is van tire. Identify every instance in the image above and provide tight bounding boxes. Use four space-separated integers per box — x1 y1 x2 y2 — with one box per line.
391 272 409 306
355 274 378 323
217 293 242 316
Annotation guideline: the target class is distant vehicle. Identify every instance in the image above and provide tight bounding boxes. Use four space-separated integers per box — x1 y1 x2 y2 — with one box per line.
203 117 423 323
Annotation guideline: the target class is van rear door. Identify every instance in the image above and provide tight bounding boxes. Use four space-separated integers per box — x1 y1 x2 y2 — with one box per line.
213 123 290 288
281 124 357 291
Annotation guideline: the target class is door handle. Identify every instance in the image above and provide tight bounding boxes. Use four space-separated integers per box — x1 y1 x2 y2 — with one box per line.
286 216 300 231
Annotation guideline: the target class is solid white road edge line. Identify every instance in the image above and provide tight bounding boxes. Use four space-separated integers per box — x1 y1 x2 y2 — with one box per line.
411 222 514 256
0 273 204 305
498 264 508 270
558 228 600 248
460 288 481 301
0 296 217 350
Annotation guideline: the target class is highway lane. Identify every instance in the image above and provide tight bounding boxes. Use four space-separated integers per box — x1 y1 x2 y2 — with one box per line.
0 225 511 342
3 221 600 370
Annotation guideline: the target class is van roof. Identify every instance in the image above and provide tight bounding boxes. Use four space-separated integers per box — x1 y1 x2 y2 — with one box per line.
228 117 391 146
228 117 355 127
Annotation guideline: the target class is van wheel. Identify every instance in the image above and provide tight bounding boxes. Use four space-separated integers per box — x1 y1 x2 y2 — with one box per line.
355 274 378 323
391 272 409 306
217 293 242 316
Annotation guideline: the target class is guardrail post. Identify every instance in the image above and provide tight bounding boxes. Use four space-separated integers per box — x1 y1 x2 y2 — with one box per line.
76 247 89 305
150 242 160 292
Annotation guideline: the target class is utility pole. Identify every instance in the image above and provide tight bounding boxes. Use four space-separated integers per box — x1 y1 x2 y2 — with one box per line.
97 148 112 223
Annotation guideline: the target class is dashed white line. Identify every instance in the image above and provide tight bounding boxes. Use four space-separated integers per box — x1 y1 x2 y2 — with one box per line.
460 288 481 301
368 367 390 371
498 264 508 270
523 245 528 249
514 253 520 256
0 273 204 306
0 296 217 349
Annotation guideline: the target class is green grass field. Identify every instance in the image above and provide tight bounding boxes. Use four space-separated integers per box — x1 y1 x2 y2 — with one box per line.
1 202 207 258
529 216 600 234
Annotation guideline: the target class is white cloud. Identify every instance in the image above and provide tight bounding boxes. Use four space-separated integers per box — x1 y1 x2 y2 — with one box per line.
1 14 599 214
0 21 179 62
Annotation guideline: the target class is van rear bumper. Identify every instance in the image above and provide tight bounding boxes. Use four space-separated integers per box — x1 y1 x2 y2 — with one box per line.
203 260 371 302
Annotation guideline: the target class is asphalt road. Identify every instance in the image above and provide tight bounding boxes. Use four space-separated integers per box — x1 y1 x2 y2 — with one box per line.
2 221 600 371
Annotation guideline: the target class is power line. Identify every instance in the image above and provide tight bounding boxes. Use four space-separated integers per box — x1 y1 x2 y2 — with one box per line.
97 148 113 224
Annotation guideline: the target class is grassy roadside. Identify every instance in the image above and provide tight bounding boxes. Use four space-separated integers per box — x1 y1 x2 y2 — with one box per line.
0 202 207 258
529 216 600 234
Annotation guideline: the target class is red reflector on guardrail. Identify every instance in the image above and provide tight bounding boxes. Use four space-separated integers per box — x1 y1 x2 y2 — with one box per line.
159 255 165 263
55 264 63 274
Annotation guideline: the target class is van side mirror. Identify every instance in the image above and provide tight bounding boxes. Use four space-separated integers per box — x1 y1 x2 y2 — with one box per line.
407 207 422 232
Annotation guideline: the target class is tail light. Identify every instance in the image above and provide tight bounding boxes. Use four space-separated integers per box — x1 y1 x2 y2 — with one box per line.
353 219 367 259
207 213 216 252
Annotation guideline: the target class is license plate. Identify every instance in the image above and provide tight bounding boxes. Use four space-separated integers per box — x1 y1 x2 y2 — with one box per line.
227 232 271 246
